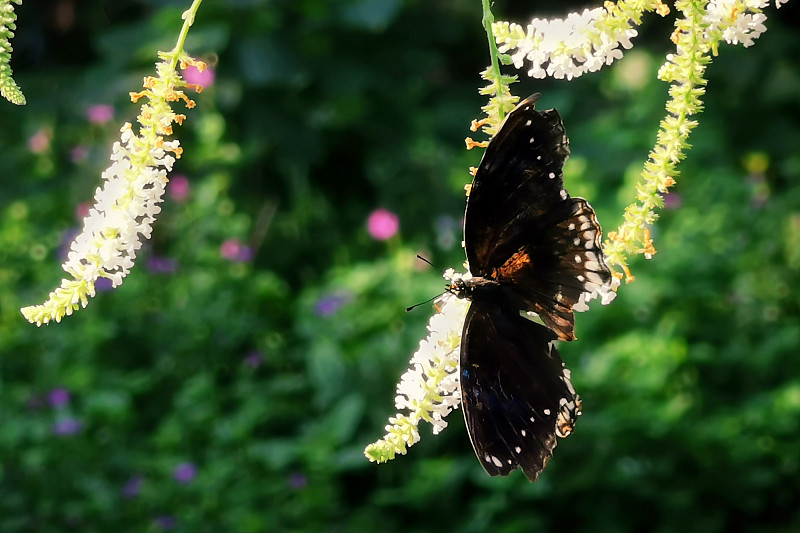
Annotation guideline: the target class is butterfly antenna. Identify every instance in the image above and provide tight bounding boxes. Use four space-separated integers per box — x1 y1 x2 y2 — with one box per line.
416 255 435 268
406 291 445 313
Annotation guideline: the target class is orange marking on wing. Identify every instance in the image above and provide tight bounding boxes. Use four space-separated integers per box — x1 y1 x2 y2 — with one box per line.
492 249 532 279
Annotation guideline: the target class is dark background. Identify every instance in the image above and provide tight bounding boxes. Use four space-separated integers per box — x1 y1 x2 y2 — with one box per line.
1 0 800 531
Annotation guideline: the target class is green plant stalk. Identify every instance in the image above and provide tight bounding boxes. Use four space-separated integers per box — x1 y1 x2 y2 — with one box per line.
169 0 205 69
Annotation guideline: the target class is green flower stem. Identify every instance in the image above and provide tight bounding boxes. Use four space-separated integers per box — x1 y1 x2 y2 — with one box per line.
168 0 204 70
475 0 518 137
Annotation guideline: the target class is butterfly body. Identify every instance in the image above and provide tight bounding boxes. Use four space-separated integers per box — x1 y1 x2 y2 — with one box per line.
450 93 614 481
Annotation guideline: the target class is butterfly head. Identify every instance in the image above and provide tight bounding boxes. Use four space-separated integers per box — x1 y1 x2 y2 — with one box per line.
447 274 504 304
447 277 469 299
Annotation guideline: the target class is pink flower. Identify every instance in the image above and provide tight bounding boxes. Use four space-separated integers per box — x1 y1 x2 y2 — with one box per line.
220 239 254 262
168 175 190 202
28 128 52 153
75 203 90 220
87 104 114 124
182 65 215 88
367 208 399 240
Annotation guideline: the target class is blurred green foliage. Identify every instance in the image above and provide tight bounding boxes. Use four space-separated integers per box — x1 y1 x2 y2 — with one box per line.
1 0 800 531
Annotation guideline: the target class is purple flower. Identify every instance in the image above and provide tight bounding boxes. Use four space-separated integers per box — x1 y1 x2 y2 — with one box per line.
70 145 89 162
314 291 352 316
87 104 114 124
95 277 114 292
663 192 682 210
48 388 71 407
172 462 197 484
244 351 264 368
220 239 254 262
367 208 399 240
53 417 82 436
155 516 177 531
58 228 80 261
147 256 178 274
122 475 143 499
288 473 307 490
168 174 190 202
435 215 458 249
182 64 215 88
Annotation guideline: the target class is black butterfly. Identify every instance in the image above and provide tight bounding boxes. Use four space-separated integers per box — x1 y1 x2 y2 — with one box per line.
448 93 614 481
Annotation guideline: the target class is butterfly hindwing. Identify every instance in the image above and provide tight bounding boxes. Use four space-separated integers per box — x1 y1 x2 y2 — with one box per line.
494 197 614 340
460 300 581 482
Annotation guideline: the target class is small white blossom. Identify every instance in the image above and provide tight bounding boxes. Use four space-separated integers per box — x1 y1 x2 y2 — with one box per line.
704 0 771 47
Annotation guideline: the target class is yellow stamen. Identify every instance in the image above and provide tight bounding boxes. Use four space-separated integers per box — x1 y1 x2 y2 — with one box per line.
129 91 148 103
470 118 489 132
465 137 489 150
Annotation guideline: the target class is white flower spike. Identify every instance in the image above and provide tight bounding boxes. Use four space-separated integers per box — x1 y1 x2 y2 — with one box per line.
21 50 206 325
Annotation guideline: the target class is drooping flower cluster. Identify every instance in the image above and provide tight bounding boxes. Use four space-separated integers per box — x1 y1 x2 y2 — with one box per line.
20 51 206 325
364 271 470 463
492 1 670 81
0 0 24 105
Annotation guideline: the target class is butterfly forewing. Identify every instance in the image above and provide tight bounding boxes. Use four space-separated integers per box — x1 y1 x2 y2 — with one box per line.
460 301 581 482
465 93 570 276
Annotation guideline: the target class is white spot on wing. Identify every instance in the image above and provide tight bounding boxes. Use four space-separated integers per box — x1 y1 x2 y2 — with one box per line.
515 446 522 453
521 430 527 437
525 119 532 126
543 409 551 416
560 190 567 200
548 172 556 179
491 456 503 467
575 255 582 263
586 271 604 285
